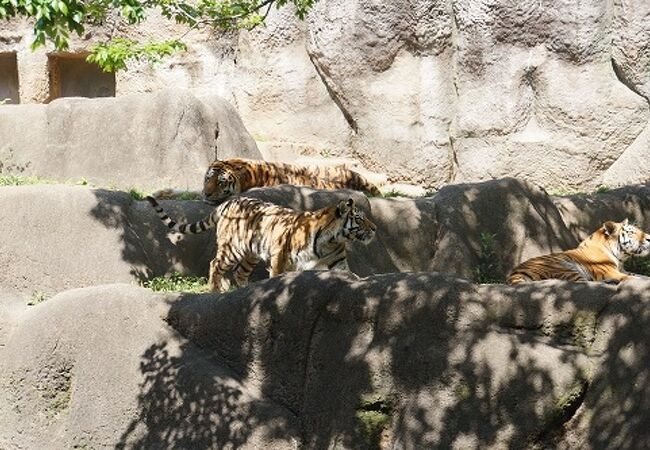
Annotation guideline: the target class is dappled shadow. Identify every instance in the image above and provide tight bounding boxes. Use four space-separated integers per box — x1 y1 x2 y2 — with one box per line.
115 341 269 449
157 271 624 448
85 178 624 287
581 279 650 448
83 179 650 447
115 319 299 448
89 189 215 281
553 183 650 241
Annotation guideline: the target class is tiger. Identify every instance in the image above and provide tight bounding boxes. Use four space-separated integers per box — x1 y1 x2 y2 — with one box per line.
507 219 650 285
200 158 382 204
146 195 376 293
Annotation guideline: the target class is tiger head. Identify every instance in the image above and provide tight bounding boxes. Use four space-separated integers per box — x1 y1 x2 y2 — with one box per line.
202 163 240 205
600 219 650 260
336 198 376 244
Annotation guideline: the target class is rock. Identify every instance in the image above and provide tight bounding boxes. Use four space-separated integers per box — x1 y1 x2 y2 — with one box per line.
2 273 650 448
7 178 647 295
552 184 650 240
0 284 299 449
0 185 215 294
3 2 650 188
0 89 260 191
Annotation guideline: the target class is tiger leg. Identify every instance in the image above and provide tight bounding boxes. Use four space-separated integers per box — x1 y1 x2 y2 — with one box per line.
232 254 261 287
329 257 349 271
269 251 288 278
208 248 238 293
602 271 633 284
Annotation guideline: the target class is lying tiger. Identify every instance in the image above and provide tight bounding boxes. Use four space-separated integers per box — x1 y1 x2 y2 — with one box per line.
198 158 382 204
146 195 376 292
507 219 650 285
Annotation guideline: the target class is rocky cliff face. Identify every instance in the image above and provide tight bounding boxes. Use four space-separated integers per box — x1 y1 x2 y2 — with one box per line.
172 0 650 190
244 0 650 190
2 1 649 189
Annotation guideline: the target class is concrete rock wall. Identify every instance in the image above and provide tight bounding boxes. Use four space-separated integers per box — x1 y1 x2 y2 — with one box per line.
0 89 260 190
3 273 650 448
3 1 649 189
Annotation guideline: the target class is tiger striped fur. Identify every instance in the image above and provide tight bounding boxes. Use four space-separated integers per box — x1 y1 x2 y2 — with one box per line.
507 219 650 285
146 195 376 292
202 158 382 204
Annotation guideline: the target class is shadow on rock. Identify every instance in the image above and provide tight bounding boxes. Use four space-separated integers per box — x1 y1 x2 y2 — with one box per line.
161 271 617 449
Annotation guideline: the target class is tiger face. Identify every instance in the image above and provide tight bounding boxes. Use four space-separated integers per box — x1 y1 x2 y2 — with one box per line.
337 198 376 244
611 219 650 259
202 165 239 205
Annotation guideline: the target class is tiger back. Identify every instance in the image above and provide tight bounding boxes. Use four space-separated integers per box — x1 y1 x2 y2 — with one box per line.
202 158 382 204
507 219 650 284
146 196 376 292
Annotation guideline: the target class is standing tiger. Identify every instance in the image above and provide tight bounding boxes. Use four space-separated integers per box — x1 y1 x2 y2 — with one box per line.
507 219 650 285
146 195 376 292
200 158 382 204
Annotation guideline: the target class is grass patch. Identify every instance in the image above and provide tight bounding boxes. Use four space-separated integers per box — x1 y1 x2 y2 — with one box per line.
0 174 93 187
141 273 209 293
127 188 148 201
355 393 392 450
0 175 202 203
177 191 202 200
625 256 650 277
474 232 505 284
0 174 53 186
381 189 405 198
27 291 50 306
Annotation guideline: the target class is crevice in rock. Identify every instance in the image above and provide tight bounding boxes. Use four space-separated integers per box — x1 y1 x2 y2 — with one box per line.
307 52 359 134
298 297 331 443
446 0 461 184
447 135 458 183
533 379 590 446
611 57 649 104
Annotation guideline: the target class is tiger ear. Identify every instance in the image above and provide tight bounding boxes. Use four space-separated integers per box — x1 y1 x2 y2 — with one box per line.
603 221 618 237
623 218 629 226
346 198 354 208
337 199 352 217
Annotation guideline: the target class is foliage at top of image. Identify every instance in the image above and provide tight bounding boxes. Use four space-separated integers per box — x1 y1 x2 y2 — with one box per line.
0 0 318 72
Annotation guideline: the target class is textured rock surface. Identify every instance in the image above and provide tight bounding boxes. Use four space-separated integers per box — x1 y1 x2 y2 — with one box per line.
3 1 649 189
2 273 650 448
0 185 216 294
0 89 260 190
4 179 649 296
0 284 300 449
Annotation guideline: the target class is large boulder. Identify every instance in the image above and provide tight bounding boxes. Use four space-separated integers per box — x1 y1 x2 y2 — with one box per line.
3 2 650 189
0 284 299 449
0 185 215 294
552 184 650 240
4 178 649 296
7 178 649 295
0 89 260 191
0 179 576 294
2 273 650 448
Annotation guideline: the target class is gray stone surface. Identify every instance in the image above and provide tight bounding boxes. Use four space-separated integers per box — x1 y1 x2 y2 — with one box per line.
3 1 650 189
2 273 649 448
6 178 649 297
0 89 260 191
0 185 216 295
0 284 299 449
